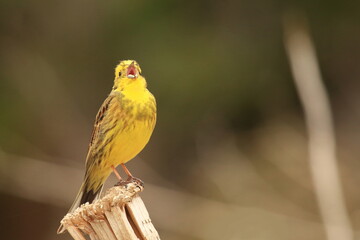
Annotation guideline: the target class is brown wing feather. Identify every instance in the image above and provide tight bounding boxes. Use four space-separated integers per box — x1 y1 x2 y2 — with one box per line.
85 93 117 170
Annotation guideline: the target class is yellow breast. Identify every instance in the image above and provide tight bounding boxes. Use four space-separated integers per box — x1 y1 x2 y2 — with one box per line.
105 88 156 168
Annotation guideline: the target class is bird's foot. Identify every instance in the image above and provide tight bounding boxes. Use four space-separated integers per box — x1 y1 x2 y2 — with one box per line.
127 176 144 187
114 177 144 188
114 179 128 187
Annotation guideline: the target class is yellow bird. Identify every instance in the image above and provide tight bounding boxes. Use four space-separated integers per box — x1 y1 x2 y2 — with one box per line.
57 60 156 233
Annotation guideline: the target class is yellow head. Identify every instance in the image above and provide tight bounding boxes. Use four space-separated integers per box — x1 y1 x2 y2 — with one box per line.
113 60 146 91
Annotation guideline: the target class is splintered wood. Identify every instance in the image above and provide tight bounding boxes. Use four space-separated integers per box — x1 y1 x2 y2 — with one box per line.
60 181 160 240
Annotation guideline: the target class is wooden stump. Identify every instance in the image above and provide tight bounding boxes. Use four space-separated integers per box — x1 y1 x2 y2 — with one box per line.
60 180 160 240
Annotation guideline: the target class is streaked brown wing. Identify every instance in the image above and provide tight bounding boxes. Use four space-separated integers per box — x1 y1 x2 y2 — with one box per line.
85 93 118 170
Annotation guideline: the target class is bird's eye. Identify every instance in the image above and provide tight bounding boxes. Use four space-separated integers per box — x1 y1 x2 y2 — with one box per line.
118 72 122 77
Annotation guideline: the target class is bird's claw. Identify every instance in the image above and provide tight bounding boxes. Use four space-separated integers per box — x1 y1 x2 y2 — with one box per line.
114 177 144 187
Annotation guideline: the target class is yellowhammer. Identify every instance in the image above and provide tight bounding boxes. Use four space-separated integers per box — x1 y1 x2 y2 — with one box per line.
57 60 156 233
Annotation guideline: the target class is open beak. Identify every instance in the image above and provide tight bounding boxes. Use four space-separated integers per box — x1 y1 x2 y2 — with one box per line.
127 62 138 79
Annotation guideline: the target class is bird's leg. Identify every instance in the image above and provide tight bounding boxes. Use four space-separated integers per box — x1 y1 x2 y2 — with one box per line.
112 165 131 187
121 163 133 178
121 163 144 187
111 165 123 181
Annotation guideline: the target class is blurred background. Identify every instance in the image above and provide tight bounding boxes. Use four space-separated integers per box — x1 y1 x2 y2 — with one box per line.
0 0 360 239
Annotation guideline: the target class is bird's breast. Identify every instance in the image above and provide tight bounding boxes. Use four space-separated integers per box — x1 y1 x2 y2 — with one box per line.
118 89 156 123
104 89 156 165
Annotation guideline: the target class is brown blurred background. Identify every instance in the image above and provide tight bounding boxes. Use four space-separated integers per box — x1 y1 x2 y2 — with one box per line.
0 0 360 239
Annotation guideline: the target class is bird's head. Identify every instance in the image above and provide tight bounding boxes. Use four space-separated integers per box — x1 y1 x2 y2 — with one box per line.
113 60 146 90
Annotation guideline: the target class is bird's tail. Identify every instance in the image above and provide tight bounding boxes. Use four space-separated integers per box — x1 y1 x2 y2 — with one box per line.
57 180 103 234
